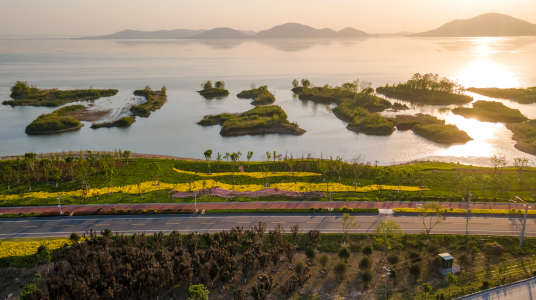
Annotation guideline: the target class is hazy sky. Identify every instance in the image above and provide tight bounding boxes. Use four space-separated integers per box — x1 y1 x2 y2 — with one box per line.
1 0 536 36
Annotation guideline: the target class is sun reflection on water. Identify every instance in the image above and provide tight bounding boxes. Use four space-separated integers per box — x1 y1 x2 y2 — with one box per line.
457 59 517 88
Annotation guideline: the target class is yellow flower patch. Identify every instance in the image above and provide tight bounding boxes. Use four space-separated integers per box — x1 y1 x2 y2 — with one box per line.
0 239 72 259
393 208 467 213
173 168 321 178
469 209 536 215
0 180 425 201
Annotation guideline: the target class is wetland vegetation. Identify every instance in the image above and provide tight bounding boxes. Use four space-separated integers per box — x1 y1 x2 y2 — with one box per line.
376 73 473 105
25 105 85 134
2 81 118 107
237 85 276 105
198 80 230 98
452 100 528 123
468 87 536 104
199 105 305 136
91 117 136 129
130 85 168 117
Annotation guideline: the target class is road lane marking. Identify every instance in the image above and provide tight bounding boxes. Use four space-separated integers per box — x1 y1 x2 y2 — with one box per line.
237 222 250 224
166 223 181 225
131 224 145 225
307 222 321 223
96 224 110 226
272 222 286 223
201 223 215 225
56 225 74 227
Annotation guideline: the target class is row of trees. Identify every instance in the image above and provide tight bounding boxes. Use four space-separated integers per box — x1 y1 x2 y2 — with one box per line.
387 73 467 95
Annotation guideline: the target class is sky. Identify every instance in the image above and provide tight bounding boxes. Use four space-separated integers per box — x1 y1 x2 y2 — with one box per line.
1 0 536 36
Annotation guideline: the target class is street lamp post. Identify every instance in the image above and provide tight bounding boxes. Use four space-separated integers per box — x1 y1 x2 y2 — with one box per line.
520 203 529 249
57 196 62 215
194 193 197 213
329 192 332 212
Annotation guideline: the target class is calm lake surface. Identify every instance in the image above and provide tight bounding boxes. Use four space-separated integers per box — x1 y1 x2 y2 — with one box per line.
1 36 536 166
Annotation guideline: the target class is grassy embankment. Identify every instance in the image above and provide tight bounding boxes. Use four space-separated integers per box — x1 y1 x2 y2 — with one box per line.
25 105 85 134
129 86 168 118
389 114 473 144
452 100 528 123
198 80 229 99
376 73 473 105
237 85 275 105
2 81 117 107
2 154 536 207
506 120 536 155
468 87 536 104
3 231 536 300
198 105 305 136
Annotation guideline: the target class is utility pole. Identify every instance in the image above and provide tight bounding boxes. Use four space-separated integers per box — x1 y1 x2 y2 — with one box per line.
57 196 62 215
520 203 529 250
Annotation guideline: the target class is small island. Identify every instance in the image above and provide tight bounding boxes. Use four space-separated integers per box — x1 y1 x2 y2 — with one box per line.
392 102 410 111
345 108 396 135
506 120 536 155
291 79 392 111
25 105 85 134
130 85 168 117
2 81 118 107
452 100 528 123
91 117 136 129
467 87 536 104
376 73 473 105
198 80 230 99
198 105 305 136
237 85 275 105
388 114 472 144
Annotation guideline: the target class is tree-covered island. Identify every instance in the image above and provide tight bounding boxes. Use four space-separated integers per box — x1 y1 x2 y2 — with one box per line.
198 80 230 99
198 105 305 136
376 73 473 105
130 85 168 117
237 85 276 105
25 105 85 134
389 114 473 144
2 81 118 107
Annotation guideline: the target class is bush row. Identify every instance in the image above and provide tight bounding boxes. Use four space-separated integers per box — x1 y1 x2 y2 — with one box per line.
205 207 379 214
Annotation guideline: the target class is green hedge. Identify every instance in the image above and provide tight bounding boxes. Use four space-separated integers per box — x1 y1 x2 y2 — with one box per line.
204 208 379 214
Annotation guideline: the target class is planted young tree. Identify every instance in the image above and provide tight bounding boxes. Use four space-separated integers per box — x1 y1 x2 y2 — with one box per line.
308 230 321 251
69 232 81 243
375 220 404 262
447 272 458 299
294 265 311 294
418 202 444 242
241 251 256 282
257 252 271 276
234 287 246 300
319 253 329 271
270 247 281 272
255 221 266 242
359 256 372 271
305 248 316 263
362 245 373 256
333 261 347 281
247 151 253 168
338 248 350 263
290 223 302 247
341 213 359 246
423 283 433 299
188 232 200 255
361 269 373 288
204 150 213 174
409 264 421 282
209 262 219 287
188 284 209 300
284 242 296 268
280 276 297 300
122 150 131 165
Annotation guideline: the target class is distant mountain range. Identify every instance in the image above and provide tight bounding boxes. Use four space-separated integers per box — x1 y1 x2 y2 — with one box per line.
413 13 536 37
82 14 536 40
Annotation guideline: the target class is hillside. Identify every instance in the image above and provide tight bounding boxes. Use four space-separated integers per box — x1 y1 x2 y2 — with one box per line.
255 23 338 38
81 29 206 39
413 13 536 37
337 27 370 37
182 28 251 39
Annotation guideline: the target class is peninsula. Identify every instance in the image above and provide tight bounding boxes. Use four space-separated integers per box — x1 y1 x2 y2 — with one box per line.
198 105 305 136
130 85 168 117
389 114 473 144
2 81 118 107
452 101 528 123
467 87 536 104
506 120 536 155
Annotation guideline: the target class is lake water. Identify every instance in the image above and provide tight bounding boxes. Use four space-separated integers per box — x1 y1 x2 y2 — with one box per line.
1 36 536 166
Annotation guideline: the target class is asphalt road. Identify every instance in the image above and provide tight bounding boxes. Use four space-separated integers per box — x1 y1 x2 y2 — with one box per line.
462 278 536 300
2 213 536 238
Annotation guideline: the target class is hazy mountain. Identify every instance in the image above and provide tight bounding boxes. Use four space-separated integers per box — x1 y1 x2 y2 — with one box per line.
375 31 413 36
255 23 338 38
81 29 206 39
337 27 370 37
413 13 536 37
241 30 257 36
182 28 251 39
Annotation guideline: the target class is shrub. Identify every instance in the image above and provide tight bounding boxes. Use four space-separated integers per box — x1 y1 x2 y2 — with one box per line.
305 248 316 262
338 248 351 263
319 254 329 269
427 243 439 253
69 232 80 243
481 281 490 289
409 251 422 263
409 264 421 281
361 269 373 286
362 245 373 255
387 254 399 265
333 261 348 281
484 242 504 257
294 262 304 275
358 256 372 270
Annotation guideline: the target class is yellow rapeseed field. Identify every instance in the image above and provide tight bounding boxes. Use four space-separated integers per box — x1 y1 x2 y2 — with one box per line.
0 180 425 201
0 239 71 260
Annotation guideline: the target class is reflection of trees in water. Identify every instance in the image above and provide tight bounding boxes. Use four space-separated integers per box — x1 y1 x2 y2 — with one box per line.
114 37 371 52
